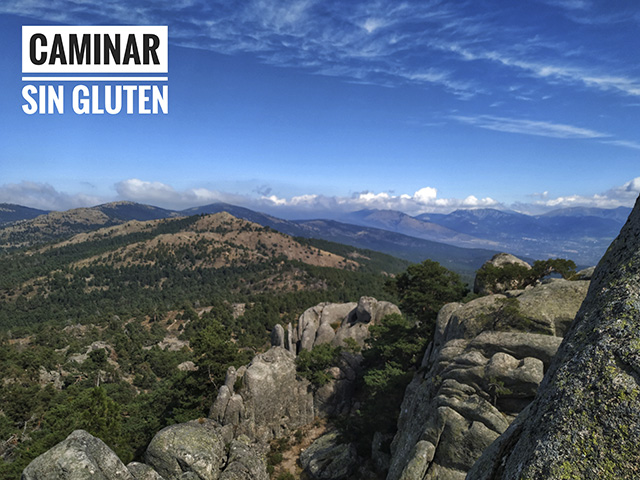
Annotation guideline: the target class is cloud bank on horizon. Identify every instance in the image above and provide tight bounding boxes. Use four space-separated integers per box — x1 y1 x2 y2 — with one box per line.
1 177 639 217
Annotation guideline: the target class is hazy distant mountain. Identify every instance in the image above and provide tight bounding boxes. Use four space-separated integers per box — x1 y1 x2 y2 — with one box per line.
288 218 498 279
0 203 49 225
95 201 180 221
415 207 630 265
539 206 632 222
341 209 499 249
181 203 497 277
2 200 630 269
416 208 540 238
0 201 498 279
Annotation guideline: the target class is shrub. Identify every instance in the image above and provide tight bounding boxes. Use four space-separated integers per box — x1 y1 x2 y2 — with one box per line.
295 343 342 387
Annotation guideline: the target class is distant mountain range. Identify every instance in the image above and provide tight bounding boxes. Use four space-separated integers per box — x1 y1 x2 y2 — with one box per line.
0 201 631 272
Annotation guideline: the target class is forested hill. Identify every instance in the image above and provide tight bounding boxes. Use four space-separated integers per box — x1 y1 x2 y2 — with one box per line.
0 211 407 331
0 201 498 281
0 201 179 248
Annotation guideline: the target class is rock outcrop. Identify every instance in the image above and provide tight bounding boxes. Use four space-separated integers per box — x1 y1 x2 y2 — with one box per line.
300 432 358 480
387 278 589 480
210 347 314 443
219 436 269 480
23 423 268 480
126 462 164 480
292 297 401 352
467 199 640 478
473 253 531 295
22 430 134 480
145 420 225 479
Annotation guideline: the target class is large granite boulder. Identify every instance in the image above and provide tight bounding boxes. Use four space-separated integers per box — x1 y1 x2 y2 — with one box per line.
299 431 358 480
22 430 134 480
209 346 314 443
467 198 640 479
387 276 589 480
294 302 356 352
145 420 225 480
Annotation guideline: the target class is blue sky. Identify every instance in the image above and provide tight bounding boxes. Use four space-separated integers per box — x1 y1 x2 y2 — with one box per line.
0 0 639 217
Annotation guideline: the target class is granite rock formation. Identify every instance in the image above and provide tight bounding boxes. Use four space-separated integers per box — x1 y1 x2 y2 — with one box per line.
209 346 315 442
387 277 589 480
22 430 134 480
467 198 640 479
292 296 401 353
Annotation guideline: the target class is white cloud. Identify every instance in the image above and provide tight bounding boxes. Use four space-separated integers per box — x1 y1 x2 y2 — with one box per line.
362 18 385 34
3 177 640 220
114 178 242 209
414 187 438 203
600 139 640 151
0 181 104 211
260 186 499 215
451 115 609 139
517 177 640 212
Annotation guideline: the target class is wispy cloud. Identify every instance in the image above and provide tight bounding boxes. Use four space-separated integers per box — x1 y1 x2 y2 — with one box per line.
451 115 609 139
600 140 640 151
537 0 591 11
437 41 640 98
6 0 637 101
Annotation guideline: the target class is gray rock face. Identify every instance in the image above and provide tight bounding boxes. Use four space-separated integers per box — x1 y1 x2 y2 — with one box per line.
294 302 356 352
127 462 164 480
271 324 285 348
38 366 64 390
292 297 401 353
145 420 225 480
313 351 363 417
474 253 531 295
22 430 134 480
219 436 269 480
210 346 314 443
387 277 588 480
177 361 198 372
514 278 589 336
467 198 640 479
575 265 596 280
299 431 358 480
438 279 589 341
287 322 294 353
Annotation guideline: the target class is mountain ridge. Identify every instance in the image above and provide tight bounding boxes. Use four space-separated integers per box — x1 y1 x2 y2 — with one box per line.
1 200 628 268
